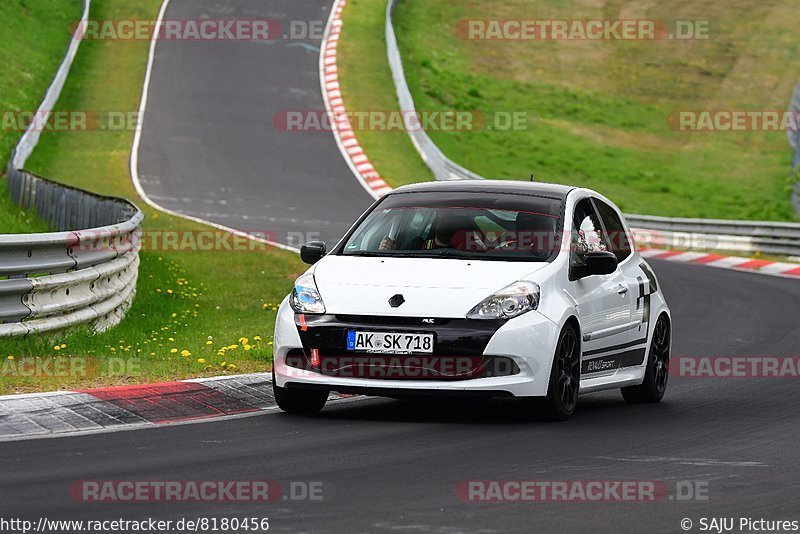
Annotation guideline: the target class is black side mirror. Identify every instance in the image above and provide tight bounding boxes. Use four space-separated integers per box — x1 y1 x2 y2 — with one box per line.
300 241 326 265
584 251 618 276
571 251 618 280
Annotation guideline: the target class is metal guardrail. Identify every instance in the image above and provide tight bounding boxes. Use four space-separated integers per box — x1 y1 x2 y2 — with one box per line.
1 0 144 337
385 0 800 257
790 82 800 171
1 165 143 337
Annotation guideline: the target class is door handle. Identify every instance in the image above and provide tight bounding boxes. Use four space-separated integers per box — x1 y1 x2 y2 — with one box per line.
617 285 629 295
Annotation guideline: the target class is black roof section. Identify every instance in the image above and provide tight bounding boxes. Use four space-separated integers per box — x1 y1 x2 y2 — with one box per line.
392 180 574 199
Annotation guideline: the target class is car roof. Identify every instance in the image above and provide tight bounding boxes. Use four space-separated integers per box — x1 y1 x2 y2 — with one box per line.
391 180 574 199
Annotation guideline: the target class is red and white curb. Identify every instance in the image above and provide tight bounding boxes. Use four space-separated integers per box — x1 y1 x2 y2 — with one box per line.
640 249 800 278
0 374 340 441
321 0 393 200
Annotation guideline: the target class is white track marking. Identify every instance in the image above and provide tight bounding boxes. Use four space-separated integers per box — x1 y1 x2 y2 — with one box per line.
129 0 299 253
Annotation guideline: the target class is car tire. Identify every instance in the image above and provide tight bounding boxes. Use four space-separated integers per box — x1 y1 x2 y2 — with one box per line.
621 314 670 404
525 322 580 421
273 372 328 414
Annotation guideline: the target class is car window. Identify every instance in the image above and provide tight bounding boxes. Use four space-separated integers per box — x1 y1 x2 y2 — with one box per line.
571 198 608 267
593 198 632 263
340 192 564 262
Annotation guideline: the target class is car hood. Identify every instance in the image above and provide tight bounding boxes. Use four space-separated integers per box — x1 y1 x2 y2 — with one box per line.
313 256 548 317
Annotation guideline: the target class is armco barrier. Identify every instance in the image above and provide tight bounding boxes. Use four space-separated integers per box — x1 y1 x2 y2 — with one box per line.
1 0 144 337
1 163 142 337
385 0 800 257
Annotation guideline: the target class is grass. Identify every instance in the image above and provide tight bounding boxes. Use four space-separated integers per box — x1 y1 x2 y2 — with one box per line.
0 0 84 173
0 179 51 233
336 0 434 186
0 0 305 394
338 0 800 221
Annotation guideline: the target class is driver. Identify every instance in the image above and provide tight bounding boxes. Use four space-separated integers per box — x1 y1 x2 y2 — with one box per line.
379 213 460 251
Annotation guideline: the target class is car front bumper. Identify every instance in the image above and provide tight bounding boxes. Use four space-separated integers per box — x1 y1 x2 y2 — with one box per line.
272 296 560 398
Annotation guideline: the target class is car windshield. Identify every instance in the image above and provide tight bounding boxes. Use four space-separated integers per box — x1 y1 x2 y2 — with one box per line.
340 191 564 262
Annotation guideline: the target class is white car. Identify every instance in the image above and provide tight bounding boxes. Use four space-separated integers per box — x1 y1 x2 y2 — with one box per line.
272 181 671 420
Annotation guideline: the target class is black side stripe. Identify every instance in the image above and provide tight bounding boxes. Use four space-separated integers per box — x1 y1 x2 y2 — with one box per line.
639 261 658 292
583 337 648 357
636 275 651 338
581 348 647 374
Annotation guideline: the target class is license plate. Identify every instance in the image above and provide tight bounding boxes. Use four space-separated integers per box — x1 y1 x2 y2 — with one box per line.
347 331 434 354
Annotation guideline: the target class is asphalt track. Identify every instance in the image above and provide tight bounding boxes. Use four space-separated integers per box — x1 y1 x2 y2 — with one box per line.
3 0 799 532
135 0 374 246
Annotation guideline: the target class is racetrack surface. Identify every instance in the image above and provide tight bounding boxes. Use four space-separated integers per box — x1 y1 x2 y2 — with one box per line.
2 262 798 532
5 0 798 531
135 0 374 247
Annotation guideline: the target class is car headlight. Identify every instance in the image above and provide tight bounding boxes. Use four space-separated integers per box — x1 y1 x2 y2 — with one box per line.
467 281 540 320
290 273 326 314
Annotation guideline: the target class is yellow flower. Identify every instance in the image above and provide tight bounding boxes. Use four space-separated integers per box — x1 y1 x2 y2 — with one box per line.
197 358 206 364
206 340 213 345
227 364 237 371
110 347 116 352
238 337 249 344
168 337 175 341
54 345 61 351
171 313 177 317
221 361 227 367
170 348 178 353
181 350 191 357
268 341 273 346
244 345 252 351
254 336 262 341
60 344 67 349
7 355 14 360
228 344 238 350
167 289 174 294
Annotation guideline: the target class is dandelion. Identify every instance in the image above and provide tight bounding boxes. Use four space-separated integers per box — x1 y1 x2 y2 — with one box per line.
60 344 66 349
238 337 249 344
168 337 175 341
206 340 213 345
244 345 252 351
110 347 116 352
170 348 178 353
181 350 191 357
54 345 61 351
171 313 177 318
227 364 237 371
197 358 206 364
7 355 14 360
167 289 174 294
254 336 262 341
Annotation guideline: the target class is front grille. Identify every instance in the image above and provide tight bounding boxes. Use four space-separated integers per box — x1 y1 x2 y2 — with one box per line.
285 349 520 381
334 315 452 326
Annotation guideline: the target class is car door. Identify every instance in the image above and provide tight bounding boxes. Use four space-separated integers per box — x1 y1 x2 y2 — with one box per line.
567 198 633 371
594 198 653 351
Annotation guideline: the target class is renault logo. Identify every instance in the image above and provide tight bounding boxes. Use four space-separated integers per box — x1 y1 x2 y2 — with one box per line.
388 294 405 308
